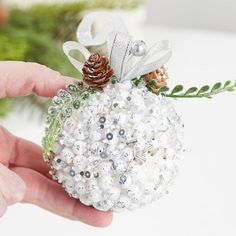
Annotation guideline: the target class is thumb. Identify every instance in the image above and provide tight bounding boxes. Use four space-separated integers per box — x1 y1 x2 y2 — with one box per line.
0 163 26 216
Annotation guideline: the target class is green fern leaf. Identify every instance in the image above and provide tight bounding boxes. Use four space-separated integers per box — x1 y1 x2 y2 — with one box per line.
184 87 198 96
158 86 170 93
197 85 210 95
223 80 231 88
211 82 222 92
171 85 184 95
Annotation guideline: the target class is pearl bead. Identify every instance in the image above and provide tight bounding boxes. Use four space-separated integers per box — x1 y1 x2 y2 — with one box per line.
52 142 63 154
141 194 153 205
87 180 99 192
64 179 74 192
79 195 93 206
73 125 88 140
60 135 75 147
72 141 85 155
93 200 113 211
73 155 85 167
113 160 127 174
89 192 102 202
130 40 146 57
61 148 74 163
75 182 86 195
127 185 141 200
98 162 112 175
90 131 102 141
104 187 120 201
99 176 113 190
114 195 130 210
122 148 133 162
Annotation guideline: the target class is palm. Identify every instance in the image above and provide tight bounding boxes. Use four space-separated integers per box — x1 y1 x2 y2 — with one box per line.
0 61 112 227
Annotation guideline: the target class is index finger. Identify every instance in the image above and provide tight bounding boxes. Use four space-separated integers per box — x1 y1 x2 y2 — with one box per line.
0 61 76 98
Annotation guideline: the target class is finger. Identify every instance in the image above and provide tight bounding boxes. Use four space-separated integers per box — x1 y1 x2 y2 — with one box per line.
0 126 49 175
0 61 76 98
13 167 113 227
0 163 26 205
0 193 7 217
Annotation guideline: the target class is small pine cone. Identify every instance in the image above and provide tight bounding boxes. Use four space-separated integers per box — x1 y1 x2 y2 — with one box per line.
82 53 114 90
144 66 168 89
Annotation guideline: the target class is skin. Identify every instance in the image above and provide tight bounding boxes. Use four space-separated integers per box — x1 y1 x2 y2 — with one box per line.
0 61 113 227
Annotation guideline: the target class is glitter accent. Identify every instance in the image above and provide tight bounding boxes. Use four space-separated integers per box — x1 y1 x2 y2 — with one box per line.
100 152 108 159
85 171 91 178
94 173 99 178
99 116 106 123
119 175 127 184
119 129 125 135
69 170 76 177
106 133 113 140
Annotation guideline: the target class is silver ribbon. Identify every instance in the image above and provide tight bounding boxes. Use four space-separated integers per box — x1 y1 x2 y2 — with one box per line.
63 11 172 81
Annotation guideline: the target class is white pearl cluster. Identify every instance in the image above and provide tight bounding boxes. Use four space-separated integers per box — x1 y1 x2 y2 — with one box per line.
50 81 184 211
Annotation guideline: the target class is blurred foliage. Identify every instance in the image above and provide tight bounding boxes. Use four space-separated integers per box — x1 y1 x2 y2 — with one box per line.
0 0 140 118
0 98 12 117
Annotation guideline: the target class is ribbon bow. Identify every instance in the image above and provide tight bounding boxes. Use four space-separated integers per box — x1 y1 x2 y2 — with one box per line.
63 11 172 82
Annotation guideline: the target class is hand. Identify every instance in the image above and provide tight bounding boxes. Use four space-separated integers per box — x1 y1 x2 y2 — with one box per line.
0 61 113 227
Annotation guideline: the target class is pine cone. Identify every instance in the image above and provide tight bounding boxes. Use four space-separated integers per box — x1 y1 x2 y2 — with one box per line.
144 66 168 89
82 53 114 90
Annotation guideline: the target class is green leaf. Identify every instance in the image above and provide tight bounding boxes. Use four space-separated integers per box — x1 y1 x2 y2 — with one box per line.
227 88 235 92
211 82 222 92
158 86 170 94
184 87 198 96
149 79 157 86
171 85 184 95
197 85 210 95
223 80 231 88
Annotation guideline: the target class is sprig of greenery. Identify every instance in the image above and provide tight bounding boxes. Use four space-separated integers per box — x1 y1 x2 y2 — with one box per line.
146 80 236 98
42 82 95 161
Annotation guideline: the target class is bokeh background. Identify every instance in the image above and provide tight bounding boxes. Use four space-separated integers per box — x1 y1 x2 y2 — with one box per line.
1 0 236 236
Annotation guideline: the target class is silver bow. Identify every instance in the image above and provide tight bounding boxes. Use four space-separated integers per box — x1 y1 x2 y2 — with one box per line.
63 11 172 81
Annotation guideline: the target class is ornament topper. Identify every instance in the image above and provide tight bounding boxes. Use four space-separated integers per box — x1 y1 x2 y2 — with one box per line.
63 12 172 82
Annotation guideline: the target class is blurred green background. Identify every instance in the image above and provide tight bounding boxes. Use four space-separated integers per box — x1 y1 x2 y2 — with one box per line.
0 0 140 118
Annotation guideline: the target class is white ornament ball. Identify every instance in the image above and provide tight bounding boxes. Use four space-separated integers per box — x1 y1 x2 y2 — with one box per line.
44 81 184 212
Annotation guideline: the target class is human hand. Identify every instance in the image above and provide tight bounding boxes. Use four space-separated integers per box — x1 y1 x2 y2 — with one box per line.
0 61 113 227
